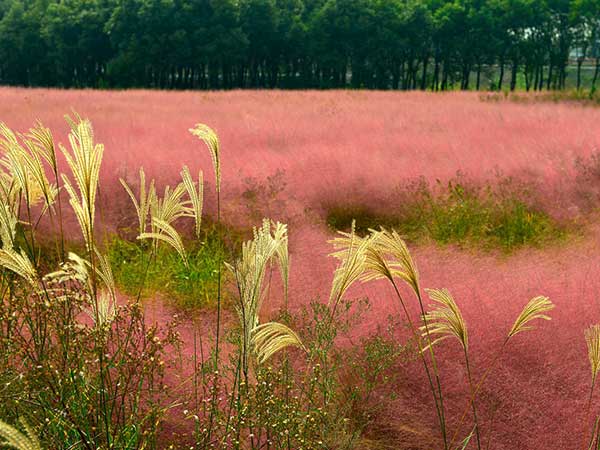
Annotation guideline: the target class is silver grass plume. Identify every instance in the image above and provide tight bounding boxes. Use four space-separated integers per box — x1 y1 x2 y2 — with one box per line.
421 288 468 351
139 218 189 268
0 124 55 208
189 124 221 193
180 166 204 239
120 167 156 237
149 182 190 227
508 296 554 338
0 418 42 450
226 219 289 371
60 118 103 251
328 221 373 310
586 325 600 383
251 321 307 364
361 228 420 296
0 248 37 287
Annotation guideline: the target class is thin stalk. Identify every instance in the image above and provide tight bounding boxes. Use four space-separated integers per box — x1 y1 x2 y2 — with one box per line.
207 190 222 445
463 347 482 450
450 337 510 447
583 375 597 450
415 287 449 449
388 277 447 449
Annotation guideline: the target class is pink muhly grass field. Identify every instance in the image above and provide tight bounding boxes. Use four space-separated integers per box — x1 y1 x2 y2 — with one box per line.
2 87 600 448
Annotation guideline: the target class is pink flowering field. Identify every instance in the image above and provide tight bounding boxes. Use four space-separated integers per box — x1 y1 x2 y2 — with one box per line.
3 87 600 449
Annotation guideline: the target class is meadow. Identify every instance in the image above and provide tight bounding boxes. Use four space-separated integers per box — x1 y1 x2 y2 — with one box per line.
1 87 600 449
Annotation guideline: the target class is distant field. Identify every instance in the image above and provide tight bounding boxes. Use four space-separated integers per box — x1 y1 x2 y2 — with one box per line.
2 87 600 448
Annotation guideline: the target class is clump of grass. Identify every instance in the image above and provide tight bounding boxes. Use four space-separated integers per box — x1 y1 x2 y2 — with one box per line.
326 178 564 251
107 227 226 309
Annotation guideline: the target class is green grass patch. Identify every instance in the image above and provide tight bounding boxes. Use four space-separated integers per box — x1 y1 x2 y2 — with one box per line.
326 180 565 251
107 225 233 309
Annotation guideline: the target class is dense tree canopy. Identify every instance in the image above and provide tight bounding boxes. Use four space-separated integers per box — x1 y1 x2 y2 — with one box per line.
0 0 599 90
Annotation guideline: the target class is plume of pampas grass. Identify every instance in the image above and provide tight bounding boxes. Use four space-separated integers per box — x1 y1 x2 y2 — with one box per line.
583 325 600 450
328 221 372 311
44 250 115 300
508 296 554 338
0 418 41 450
362 228 420 297
251 321 307 364
422 288 468 351
180 166 203 239
120 168 156 237
587 325 600 383
0 248 37 286
149 182 190 226
60 118 103 251
139 218 189 268
83 290 116 329
24 122 57 173
226 219 289 373
189 124 221 194
0 125 51 208
44 251 89 286
272 221 289 308
0 204 17 249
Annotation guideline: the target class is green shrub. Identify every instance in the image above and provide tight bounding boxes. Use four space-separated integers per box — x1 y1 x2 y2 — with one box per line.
326 178 564 251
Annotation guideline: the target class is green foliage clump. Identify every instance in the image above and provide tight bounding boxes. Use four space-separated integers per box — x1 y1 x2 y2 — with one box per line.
326 179 564 251
107 228 226 309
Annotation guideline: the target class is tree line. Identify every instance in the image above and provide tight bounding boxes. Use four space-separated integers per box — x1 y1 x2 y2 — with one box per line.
0 0 599 91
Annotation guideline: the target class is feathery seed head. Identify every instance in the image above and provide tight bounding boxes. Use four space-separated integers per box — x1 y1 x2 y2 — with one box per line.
60 117 103 251
328 221 373 309
180 166 204 239
508 296 554 338
585 325 600 382
422 288 468 351
252 321 307 365
0 418 41 450
139 218 189 268
189 124 221 193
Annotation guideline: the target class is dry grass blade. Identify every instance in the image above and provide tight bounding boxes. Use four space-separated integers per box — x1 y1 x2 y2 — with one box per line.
180 166 203 239
0 248 37 286
422 288 468 351
586 325 600 382
189 124 221 193
0 418 42 450
251 321 307 364
120 168 156 236
139 218 188 267
508 296 554 338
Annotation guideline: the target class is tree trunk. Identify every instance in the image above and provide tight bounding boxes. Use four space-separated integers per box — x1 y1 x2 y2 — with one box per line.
421 55 428 90
510 61 518 91
498 58 505 91
592 58 600 90
432 52 440 91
